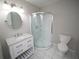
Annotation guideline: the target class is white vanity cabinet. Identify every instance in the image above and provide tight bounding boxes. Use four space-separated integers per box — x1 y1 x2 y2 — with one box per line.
6 34 34 59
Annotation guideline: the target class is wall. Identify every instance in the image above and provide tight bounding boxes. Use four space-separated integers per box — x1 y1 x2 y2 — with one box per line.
41 0 79 53
0 0 39 59
76 0 79 57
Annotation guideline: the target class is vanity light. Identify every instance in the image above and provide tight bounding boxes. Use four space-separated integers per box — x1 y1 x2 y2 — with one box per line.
20 8 24 13
3 1 24 13
19 7 24 13
11 6 19 12
2 1 11 10
11 6 24 13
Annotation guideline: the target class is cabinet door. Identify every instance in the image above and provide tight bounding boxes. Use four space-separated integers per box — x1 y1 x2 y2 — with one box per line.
13 40 25 57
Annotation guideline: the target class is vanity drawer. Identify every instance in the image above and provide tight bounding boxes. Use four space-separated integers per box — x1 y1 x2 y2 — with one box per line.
13 40 25 57
23 38 33 52
13 37 33 57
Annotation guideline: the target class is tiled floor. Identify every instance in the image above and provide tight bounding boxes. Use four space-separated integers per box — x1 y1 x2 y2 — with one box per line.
30 45 78 59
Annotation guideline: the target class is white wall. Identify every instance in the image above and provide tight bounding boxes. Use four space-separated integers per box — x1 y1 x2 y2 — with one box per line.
41 0 79 53
0 0 39 59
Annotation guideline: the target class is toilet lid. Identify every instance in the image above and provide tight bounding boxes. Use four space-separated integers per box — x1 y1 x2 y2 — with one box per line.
58 43 68 52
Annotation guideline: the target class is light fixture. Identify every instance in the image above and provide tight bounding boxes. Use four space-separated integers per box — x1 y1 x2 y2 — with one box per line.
19 7 24 13
3 1 24 13
2 1 11 10
11 6 19 12
11 3 16 7
11 6 24 13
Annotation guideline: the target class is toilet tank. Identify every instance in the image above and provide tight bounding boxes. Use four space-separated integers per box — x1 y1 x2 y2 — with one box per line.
59 34 71 44
5 33 34 59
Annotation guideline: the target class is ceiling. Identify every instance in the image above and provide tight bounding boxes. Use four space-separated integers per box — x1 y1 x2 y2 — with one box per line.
25 0 60 8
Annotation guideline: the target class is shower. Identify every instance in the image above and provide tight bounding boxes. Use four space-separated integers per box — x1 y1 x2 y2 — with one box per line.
31 12 53 48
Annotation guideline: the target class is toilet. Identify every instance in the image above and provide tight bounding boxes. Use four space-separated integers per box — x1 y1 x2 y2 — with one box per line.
57 34 71 56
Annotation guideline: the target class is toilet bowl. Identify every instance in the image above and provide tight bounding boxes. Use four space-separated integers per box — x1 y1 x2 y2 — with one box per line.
57 34 71 56
58 43 68 56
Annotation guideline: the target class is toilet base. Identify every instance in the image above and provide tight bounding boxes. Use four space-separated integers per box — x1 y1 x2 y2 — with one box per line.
57 43 68 56
58 50 67 57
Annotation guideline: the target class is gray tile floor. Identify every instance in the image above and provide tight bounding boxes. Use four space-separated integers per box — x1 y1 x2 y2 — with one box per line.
30 45 78 59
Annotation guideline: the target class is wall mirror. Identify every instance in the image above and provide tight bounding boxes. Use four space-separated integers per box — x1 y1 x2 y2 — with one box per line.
5 12 22 29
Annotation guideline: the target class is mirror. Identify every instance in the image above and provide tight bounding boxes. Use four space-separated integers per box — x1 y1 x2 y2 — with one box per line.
5 12 22 29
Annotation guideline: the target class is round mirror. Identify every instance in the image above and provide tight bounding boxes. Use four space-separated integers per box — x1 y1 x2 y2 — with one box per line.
5 12 22 29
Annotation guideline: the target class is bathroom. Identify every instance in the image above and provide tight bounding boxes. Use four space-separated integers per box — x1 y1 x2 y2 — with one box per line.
0 0 79 59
